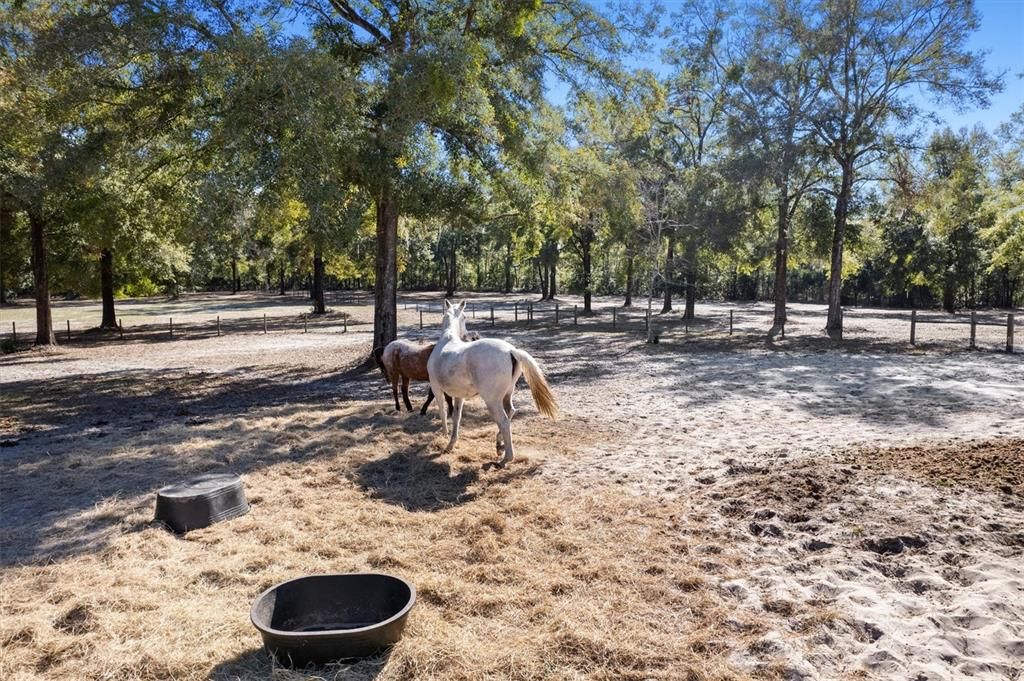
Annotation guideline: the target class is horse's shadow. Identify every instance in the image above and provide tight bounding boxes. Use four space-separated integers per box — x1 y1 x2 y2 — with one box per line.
351 445 541 513
352 446 480 512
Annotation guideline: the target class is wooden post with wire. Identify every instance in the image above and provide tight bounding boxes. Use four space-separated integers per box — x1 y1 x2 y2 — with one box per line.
574 304 578 325
490 305 494 327
729 310 733 336
11 321 15 344
169 318 173 338
67 319 71 342
514 301 518 322
970 310 977 350
910 309 916 345
263 313 267 334
344 314 348 333
419 308 423 330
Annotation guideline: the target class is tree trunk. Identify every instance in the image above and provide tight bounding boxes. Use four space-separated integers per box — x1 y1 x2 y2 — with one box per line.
548 259 557 300
662 230 675 313
373 191 398 347
279 264 285 295
445 245 456 297
539 263 549 298
504 242 513 293
826 161 854 336
100 248 116 329
771 193 790 333
681 241 697 321
942 277 955 313
231 258 239 294
29 209 56 345
582 231 593 314
312 249 326 314
624 253 634 307
0 192 12 305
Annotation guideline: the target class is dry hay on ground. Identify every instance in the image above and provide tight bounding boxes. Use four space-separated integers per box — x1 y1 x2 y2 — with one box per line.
0 403 763 681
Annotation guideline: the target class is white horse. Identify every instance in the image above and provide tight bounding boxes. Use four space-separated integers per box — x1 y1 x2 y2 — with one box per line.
427 299 558 465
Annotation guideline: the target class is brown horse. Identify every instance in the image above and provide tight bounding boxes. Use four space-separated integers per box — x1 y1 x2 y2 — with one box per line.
372 339 458 414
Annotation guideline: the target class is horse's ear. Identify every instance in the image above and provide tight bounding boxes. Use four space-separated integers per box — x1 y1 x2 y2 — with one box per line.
457 300 466 315
443 299 452 311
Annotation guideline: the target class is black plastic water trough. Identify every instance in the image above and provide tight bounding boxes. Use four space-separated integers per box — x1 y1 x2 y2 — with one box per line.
154 473 249 534
250 573 416 667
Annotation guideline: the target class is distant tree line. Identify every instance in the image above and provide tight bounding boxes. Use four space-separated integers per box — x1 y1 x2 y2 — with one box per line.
2 0 1019 347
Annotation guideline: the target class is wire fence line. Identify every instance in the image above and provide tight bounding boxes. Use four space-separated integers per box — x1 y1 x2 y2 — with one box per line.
402 299 1016 354
3 293 1017 354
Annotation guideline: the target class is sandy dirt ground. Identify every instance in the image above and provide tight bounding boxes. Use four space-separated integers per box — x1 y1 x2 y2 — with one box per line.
1 292 1022 680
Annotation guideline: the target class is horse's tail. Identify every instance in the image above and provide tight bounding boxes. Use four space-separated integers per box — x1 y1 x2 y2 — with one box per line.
511 349 558 420
371 346 388 377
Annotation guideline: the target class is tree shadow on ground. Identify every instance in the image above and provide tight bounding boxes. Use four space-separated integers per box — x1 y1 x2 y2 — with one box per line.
0 352 548 565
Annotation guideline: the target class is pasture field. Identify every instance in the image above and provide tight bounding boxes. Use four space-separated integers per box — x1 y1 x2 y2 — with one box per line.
1 292 1022 680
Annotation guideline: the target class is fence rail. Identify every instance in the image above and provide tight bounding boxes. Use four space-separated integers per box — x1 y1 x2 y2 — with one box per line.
3 296 1017 354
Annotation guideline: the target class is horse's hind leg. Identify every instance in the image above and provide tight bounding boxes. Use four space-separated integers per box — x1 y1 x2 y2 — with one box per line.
401 375 413 411
391 375 401 412
420 387 434 415
486 397 514 465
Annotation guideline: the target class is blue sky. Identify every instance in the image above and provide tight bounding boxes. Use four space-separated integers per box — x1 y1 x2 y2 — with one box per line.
938 0 1023 131
284 1 1022 131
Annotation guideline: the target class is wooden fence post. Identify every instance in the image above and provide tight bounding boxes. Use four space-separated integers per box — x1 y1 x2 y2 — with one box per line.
67 319 71 342
419 308 423 330
216 316 220 337
514 301 518 322
645 308 650 334
304 317 307 333
490 305 494 327
729 310 733 336
472 303 476 319
11 321 15 343
555 303 559 324
574 304 578 325
1007 313 1014 354
970 310 977 350
263 313 267 334
528 302 533 322
344 314 348 333
169 317 173 338
910 309 916 345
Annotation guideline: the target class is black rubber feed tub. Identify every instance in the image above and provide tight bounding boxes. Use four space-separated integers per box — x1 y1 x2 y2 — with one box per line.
154 473 248 534
250 573 416 666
